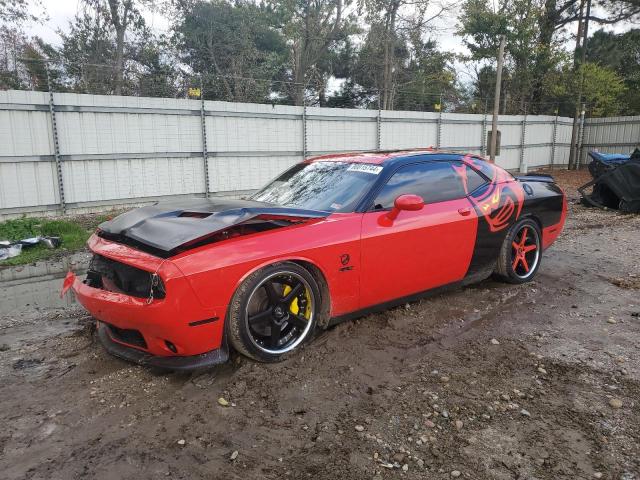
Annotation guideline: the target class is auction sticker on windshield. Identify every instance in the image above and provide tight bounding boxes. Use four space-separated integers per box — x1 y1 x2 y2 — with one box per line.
347 164 383 174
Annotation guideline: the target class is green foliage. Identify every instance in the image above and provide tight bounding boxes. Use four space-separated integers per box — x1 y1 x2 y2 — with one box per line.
174 0 287 102
0 0 38 23
577 63 626 117
586 29 640 115
457 0 638 115
0 217 92 266
458 0 510 60
394 40 459 111
59 10 118 93
459 0 553 112
546 62 627 117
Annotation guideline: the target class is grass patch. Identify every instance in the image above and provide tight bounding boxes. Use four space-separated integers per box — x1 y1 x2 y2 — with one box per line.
0 216 100 266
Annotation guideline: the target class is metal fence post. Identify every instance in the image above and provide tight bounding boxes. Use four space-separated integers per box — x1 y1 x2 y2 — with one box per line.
46 63 66 214
376 106 382 151
302 102 308 159
436 93 443 150
199 77 210 197
550 108 559 167
519 104 528 173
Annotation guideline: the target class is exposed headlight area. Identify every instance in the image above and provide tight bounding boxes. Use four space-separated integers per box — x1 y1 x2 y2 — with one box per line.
85 254 166 300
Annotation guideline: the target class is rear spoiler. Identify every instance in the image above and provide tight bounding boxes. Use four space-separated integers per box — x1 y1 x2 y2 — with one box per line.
515 174 555 183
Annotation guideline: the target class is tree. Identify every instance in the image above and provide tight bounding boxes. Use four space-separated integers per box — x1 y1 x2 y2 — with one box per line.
538 0 640 35
0 0 49 90
546 61 626 117
58 1 175 96
393 38 459 111
459 0 640 115
59 9 118 93
80 0 146 94
586 28 640 114
357 0 451 109
136 37 181 98
535 1 639 110
268 0 355 106
459 0 548 113
106 0 142 94
174 0 287 102
0 27 27 89
0 0 39 23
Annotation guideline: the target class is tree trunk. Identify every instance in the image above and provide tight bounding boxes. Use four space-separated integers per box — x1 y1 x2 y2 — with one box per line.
293 43 306 106
568 0 586 170
107 0 131 96
381 1 399 110
318 79 327 107
114 27 125 95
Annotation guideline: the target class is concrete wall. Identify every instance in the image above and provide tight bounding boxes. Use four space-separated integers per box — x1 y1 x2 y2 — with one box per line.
1 90 582 218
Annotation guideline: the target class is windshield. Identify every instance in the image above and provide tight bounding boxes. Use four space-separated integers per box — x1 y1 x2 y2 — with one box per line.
250 161 382 212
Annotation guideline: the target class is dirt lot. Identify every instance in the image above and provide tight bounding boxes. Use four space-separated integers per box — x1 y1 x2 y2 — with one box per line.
1 170 639 480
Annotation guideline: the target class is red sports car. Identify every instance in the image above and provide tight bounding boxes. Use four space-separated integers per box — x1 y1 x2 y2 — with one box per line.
64 150 567 370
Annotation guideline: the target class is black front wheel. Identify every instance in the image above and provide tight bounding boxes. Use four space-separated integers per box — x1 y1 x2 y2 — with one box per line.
495 218 542 284
227 262 319 362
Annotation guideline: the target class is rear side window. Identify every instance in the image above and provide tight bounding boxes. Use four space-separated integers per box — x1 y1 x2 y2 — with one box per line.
468 158 495 179
466 167 487 194
371 161 466 210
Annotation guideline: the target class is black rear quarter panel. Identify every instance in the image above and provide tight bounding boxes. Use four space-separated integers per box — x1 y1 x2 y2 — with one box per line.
519 179 564 227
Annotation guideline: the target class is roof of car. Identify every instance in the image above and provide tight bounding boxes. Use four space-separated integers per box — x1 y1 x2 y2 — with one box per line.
306 149 476 166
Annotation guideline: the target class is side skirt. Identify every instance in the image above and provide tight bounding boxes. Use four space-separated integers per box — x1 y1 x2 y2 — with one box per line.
327 280 466 327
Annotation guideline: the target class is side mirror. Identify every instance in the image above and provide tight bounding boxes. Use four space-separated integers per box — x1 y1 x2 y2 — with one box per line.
383 194 424 223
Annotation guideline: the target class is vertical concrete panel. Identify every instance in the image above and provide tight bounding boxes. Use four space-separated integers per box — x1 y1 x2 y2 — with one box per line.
306 107 377 153
208 155 299 192
0 110 52 156
442 118 483 149
381 120 438 150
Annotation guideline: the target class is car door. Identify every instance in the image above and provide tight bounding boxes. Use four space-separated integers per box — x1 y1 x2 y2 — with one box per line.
359 160 483 308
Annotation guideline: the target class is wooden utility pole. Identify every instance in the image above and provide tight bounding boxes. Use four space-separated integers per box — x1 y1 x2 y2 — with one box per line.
568 0 591 170
490 35 506 163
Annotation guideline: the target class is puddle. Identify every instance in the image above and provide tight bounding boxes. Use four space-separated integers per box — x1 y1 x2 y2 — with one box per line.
0 253 89 315
0 272 83 315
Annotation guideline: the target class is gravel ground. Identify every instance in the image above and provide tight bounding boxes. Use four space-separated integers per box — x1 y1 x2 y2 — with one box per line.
1 170 639 480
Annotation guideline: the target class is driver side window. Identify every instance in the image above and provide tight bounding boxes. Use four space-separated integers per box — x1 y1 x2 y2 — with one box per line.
371 161 467 210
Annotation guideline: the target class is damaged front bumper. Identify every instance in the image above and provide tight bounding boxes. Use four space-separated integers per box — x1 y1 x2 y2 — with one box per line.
65 234 229 371
97 321 228 371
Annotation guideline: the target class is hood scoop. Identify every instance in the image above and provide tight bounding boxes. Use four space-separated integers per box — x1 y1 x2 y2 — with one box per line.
178 211 211 218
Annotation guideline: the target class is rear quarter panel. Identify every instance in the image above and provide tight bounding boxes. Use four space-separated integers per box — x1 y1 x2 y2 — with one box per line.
520 180 567 249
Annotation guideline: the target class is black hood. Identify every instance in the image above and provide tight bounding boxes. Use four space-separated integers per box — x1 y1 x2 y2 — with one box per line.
98 198 329 254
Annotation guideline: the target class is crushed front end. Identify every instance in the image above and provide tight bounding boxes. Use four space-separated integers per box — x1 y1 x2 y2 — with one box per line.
68 234 228 371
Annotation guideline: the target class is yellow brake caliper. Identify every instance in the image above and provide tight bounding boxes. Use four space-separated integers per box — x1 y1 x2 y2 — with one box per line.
282 285 311 319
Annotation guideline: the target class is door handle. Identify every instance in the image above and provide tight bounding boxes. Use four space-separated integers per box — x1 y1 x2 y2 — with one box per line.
458 207 472 216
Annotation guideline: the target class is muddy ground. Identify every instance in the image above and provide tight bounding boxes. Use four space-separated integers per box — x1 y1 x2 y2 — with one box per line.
1 170 639 480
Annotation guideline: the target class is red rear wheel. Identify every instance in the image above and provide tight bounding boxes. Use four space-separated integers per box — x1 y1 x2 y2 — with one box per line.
495 218 542 284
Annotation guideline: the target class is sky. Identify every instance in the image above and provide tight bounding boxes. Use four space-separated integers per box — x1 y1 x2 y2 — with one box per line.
28 1 168 45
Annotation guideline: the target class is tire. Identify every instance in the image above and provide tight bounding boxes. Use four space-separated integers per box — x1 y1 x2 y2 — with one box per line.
227 262 320 362
494 218 542 284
